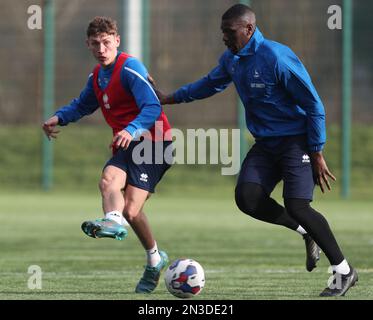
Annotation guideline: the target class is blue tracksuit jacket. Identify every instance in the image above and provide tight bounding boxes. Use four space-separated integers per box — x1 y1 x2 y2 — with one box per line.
173 27 326 152
54 52 161 137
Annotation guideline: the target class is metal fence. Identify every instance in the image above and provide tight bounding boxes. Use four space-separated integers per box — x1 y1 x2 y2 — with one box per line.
0 0 372 126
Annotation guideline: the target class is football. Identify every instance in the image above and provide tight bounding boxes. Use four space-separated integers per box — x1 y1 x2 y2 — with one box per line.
164 258 205 298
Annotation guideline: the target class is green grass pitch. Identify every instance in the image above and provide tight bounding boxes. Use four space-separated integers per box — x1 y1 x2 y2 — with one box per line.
0 191 372 300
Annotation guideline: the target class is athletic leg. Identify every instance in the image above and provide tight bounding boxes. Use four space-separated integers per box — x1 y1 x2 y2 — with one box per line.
99 165 129 224
122 185 168 293
236 143 312 236
284 198 358 296
235 181 320 271
235 182 300 230
281 136 357 295
123 187 154 250
284 199 343 265
81 151 130 239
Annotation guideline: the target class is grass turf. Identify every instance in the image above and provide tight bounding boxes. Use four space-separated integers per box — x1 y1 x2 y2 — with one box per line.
0 191 372 300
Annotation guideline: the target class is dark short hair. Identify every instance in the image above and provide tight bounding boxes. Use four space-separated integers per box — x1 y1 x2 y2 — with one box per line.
86 16 118 38
222 4 254 20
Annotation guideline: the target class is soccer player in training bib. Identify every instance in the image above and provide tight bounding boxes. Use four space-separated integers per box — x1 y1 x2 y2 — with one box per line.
151 4 358 297
42 17 172 294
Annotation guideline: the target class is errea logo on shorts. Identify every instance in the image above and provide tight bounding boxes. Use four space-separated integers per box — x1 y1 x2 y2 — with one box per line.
302 154 310 163
140 173 148 182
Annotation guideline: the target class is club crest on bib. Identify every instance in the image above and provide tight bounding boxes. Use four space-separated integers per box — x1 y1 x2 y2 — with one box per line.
103 93 111 109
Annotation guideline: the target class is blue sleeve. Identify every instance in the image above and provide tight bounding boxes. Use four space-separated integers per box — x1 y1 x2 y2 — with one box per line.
173 53 232 103
275 50 326 152
54 75 99 125
121 58 162 138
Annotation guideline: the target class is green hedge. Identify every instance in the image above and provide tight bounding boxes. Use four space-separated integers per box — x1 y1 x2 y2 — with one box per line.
1 124 372 198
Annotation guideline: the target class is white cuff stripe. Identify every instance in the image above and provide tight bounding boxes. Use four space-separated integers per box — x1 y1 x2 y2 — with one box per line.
124 67 160 103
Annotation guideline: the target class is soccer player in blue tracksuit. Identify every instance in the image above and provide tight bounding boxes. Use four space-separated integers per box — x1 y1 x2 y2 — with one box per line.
152 4 357 297
43 17 172 293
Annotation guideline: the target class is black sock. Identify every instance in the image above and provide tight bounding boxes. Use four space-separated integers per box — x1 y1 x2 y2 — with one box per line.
235 182 300 231
284 198 344 265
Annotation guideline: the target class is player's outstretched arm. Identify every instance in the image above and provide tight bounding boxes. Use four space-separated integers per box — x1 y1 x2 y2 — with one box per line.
310 151 337 193
42 115 61 141
148 63 231 106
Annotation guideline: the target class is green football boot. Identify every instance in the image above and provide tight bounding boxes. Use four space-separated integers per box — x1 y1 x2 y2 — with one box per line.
81 218 128 241
135 250 169 293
